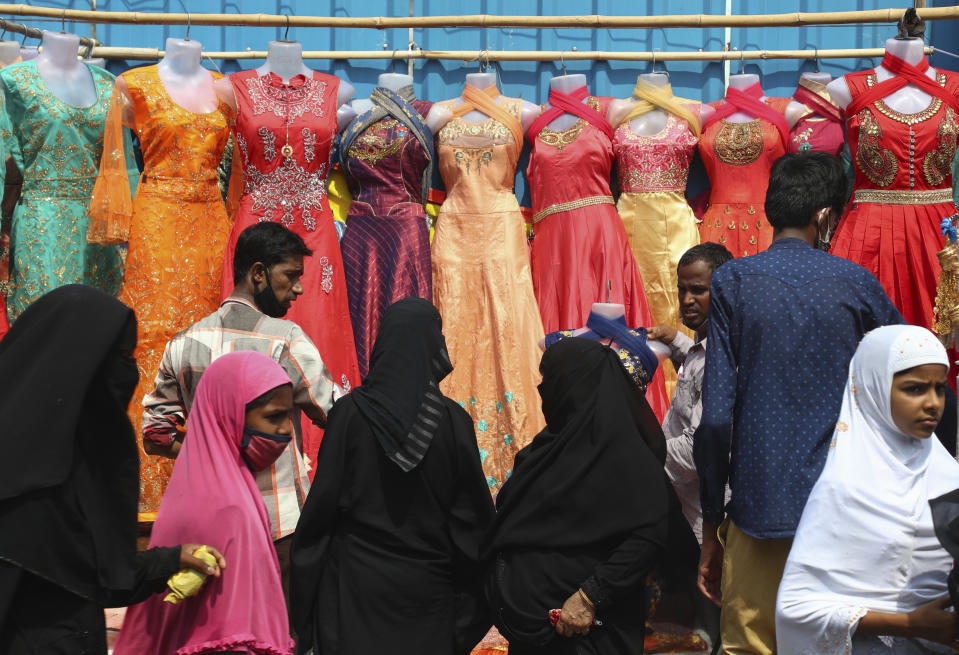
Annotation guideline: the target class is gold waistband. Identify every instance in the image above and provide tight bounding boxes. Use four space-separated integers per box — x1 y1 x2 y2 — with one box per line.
854 188 954 205
532 195 614 224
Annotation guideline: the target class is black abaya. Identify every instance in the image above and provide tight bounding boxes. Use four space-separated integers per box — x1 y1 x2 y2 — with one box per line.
0 286 182 654
291 298 495 655
484 338 672 655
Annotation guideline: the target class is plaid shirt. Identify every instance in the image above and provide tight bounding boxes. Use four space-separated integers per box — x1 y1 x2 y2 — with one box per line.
142 298 339 539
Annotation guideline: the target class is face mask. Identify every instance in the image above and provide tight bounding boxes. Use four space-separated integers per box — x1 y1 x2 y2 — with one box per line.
253 268 288 318
816 209 836 252
240 427 291 472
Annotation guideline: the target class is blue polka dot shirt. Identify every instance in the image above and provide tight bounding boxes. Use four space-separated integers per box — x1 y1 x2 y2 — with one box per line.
693 238 904 539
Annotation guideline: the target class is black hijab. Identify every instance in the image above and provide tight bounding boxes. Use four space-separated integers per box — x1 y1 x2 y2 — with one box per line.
0 285 142 603
486 337 669 553
352 297 453 472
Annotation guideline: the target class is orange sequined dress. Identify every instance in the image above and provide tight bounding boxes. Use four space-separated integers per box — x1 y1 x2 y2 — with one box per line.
89 65 233 516
698 97 789 257
432 89 546 493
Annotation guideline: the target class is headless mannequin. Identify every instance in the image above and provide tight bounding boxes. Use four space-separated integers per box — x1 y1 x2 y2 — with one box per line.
785 71 834 128
213 40 357 131
34 30 97 108
349 72 445 134
0 40 20 66
827 37 934 115
425 71 539 134
115 38 219 128
608 72 713 136
539 73 610 131
704 73 767 124
537 301 670 360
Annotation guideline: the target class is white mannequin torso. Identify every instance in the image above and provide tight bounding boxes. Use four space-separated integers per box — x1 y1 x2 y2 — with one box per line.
347 72 442 135
541 73 591 132
213 40 357 131
34 31 97 108
426 72 540 134
609 72 711 134
827 37 935 115
786 72 834 128
0 40 20 66
715 74 763 124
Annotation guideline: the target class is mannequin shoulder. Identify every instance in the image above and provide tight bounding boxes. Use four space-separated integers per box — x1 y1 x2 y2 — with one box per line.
607 98 635 127
213 76 237 112
426 103 453 133
335 79 355 107
785 100 810 128
826 76 853 110
519 99 540 131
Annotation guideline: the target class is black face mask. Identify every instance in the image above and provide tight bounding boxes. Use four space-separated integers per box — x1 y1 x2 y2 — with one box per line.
253 267 288 318
100 320 139 409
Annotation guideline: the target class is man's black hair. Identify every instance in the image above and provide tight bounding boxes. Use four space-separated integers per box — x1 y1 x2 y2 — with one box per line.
232 222 313 284
678 242 734 273
764 152 847 230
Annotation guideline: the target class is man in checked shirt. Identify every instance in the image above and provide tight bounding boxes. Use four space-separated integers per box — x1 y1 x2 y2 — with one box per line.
141 222 341 612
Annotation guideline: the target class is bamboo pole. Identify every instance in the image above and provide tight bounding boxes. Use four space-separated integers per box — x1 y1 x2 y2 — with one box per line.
1 4 958 29
88 46 932 63
0 17 99 47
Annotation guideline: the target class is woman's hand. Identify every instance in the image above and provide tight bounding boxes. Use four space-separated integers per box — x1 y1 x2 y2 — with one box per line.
179 544 227 578
555 590 595 638
906 596 958 645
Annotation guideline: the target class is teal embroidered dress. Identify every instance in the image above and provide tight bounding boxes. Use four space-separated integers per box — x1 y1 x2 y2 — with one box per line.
0 60 133 322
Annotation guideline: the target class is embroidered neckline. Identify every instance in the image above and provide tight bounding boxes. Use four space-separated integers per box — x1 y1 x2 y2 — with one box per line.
865 72 946 125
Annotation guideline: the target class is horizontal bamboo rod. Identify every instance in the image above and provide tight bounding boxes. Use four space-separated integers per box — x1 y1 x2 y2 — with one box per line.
90 46 933 63
1 4 957 29
0 17 99 47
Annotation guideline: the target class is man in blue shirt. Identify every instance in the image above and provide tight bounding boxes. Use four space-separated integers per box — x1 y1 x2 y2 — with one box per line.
694 152 903 654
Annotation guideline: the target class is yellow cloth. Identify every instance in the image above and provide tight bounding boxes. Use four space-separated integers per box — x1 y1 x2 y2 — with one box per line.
88 65 234 515
163 545 218 604
718 519 793 655
327 168 351 225
618 191 699 334
620 80 701 137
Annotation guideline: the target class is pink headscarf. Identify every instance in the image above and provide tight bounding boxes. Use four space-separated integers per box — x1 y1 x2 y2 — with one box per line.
115 351 295 655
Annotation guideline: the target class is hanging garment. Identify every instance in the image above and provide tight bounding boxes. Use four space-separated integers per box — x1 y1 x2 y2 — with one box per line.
831 53 959 330
338 85 434 378
526 86 668 419
787 77 844 155
88 65 233 516
0 60 132 323
221 69 361 460
698 83 790 258
0 57 22 342
431 85 545 493
613 81 701 337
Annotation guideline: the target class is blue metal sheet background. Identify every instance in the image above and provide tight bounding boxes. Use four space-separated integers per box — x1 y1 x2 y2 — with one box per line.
9 1 956 102
7 1 957 198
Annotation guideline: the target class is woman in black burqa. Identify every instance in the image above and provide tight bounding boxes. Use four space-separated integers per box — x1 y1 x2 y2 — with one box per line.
484 336 672 655
291 297 495 655
0 285 224 655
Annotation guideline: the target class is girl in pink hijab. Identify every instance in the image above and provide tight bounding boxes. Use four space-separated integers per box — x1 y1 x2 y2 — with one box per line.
116 350 296 655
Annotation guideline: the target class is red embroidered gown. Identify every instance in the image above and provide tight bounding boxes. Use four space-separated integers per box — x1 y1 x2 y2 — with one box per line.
222 70 361 459
698 98 790 257
527 95 667 419
831 69 959 329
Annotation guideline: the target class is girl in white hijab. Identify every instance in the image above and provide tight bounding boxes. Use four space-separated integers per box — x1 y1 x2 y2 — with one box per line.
776 325 959 655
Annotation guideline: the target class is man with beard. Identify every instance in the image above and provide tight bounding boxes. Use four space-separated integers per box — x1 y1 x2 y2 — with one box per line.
141 222 340 615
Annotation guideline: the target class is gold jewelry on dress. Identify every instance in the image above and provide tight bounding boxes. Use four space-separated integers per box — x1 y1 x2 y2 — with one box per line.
934 236 959 341
532 195 614 224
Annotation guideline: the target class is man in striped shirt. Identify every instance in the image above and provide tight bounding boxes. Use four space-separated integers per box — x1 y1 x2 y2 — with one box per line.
142 222 340 606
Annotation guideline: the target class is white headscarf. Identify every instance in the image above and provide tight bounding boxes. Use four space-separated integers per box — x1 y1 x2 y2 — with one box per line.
776 325 959 655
